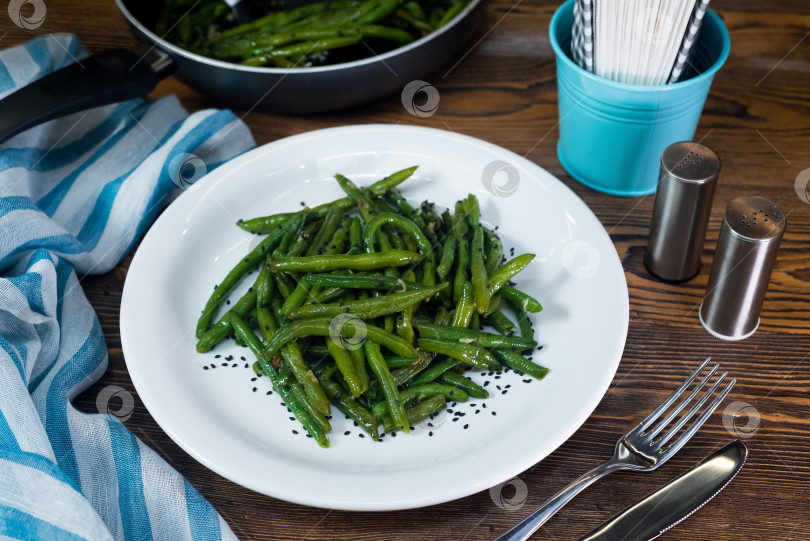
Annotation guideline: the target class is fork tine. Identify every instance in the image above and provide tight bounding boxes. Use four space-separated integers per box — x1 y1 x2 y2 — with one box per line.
636 358 710 433
648 363 719 439
660 374 736 449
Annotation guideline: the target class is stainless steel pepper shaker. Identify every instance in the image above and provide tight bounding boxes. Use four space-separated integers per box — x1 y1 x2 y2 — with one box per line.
645 142 721 282
699 196 786 340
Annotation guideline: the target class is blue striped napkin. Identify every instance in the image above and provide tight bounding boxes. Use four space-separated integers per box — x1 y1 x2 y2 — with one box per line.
0 34 254 539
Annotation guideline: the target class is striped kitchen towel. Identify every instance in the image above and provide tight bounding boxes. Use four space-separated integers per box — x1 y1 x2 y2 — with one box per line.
0 34 254 539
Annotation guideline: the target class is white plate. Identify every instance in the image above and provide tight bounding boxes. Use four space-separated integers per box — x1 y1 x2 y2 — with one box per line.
121 124 628 511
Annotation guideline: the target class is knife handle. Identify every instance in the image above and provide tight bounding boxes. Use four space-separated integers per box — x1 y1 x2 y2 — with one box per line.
494 459 626 541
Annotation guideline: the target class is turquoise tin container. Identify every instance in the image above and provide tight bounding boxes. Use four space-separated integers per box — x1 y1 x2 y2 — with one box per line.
549 0 730 196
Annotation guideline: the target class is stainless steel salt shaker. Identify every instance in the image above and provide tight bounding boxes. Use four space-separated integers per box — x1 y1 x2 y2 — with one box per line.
699 196 786 340
645 142 721 282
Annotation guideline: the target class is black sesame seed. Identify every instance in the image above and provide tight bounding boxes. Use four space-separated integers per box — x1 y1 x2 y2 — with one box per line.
232 363 237 367
492 411 497 416
475 409 480 414
203 366 209 370
241 356 246 361
210 363 216 369
502 390 508 395
359 433 365 438
429 431 434 437
266 391 272 395
344 431 351 436
292 430 298 434
214 354 221 359
289 417 295 421
482 403 487 408
452 417 459 422
391 432 397 437
221 363 228 367
306 434 312 438
523 379 532 383
245 363 249 369
251 377 257 381
463 424 469 429
252 387 257 392
483 381 490 387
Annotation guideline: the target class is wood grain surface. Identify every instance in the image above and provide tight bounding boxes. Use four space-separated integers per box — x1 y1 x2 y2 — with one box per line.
2 0 809 538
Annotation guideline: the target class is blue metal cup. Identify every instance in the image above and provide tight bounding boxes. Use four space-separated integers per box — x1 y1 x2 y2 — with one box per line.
549 0 730 196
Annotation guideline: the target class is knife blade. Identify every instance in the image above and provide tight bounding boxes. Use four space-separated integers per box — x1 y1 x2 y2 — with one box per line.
579 440 747 541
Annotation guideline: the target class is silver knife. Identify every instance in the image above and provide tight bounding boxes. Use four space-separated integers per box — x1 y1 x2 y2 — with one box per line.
579 440 748 541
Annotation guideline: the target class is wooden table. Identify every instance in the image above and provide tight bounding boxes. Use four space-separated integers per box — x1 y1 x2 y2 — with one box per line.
5 0 809 538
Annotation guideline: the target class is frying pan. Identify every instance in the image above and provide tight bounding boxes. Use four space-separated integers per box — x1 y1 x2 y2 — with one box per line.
0 0 483 142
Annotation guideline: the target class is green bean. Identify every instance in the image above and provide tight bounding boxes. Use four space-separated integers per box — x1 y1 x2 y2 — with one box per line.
229 313 329 447
196 219 290 338
483 294 502 317
499 284 543 313
417 338 500 371
259 299 331 414
210 1 331 43
279 280 311 322
385 356 418 368
236 212 295 234
470 225 490 314
290 382 332 432
320 376 379 440
493 349 549 380
326 337 366 396
389 350 433 386
241 36 363 67
437 235 456 280
382 394 447 433
483 229 504 275
437 0 468 27
287 283 445 320
437 372 488 399
373 384 466 419
263 318 418 359
304 273 427 291
363 213 437 287
196 289 257 352
416 323 537 350
347 339 369 392
407 357 459 387
485 309 516 335
271 250 421 273
488 253 536 294
506 297 534 340
451 281 474 328
365 341 409 433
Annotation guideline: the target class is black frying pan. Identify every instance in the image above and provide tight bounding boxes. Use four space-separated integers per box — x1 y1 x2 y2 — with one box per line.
0 0 483 142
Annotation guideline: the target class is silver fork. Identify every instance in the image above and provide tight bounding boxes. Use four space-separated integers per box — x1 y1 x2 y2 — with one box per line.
494 358 735 541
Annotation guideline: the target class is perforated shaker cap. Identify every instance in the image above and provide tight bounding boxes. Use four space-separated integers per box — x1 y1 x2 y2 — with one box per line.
700 196 786 340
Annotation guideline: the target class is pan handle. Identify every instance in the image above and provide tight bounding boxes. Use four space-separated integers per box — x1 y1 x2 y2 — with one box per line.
0 47 174 144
